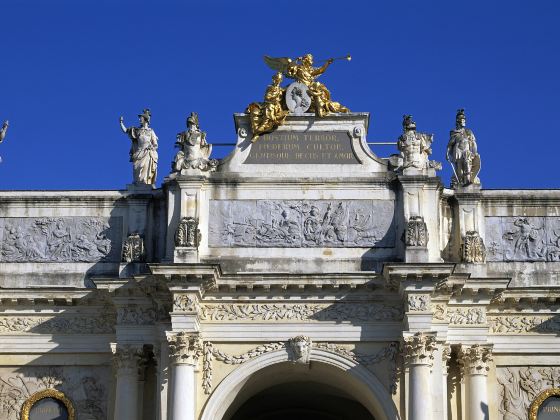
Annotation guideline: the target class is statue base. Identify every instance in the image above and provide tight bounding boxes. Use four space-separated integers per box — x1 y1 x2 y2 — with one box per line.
405 246 429 263
174 247 198 263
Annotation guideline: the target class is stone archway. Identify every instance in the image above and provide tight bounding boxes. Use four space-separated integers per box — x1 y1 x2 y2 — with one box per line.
201 349 400 420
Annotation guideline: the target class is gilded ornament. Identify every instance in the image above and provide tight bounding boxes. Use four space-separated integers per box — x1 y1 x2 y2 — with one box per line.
20 389 76 420
529 388 560 420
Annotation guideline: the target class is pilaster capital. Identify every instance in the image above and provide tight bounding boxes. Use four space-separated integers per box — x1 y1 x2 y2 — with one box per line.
166 331 202 365
403 332 437 367
459 344 493 376
110 343 143 376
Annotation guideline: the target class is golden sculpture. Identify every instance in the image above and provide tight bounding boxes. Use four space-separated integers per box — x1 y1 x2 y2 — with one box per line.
529 387 560 420
245 54 351 141
245 72 288 141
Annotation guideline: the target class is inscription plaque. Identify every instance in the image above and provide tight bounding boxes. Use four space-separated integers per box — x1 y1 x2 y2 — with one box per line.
243 131 360 164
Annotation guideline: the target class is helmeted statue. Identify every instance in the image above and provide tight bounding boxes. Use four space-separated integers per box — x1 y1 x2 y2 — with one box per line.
397 115 436 171
446 109 480 187
245 72 288 141
0 120 9 164
119 109 159 186
0 120 8 143
173 112 218 172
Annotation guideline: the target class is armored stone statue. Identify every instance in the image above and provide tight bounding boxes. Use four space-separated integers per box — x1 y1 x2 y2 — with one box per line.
173 113 218 172
119 109 159 186
0 120 8 143
397 115 438 171
446 109 481 187
0 120 8 163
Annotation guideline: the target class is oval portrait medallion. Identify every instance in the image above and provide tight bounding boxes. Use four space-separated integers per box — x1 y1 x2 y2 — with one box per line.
285 82 311 115
20 389 75 420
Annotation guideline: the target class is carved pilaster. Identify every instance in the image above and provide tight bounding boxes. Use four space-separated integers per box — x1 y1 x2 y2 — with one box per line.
403 332 437 367
459 344 493 376
175 217 200 248
462 230 486 263
111 344 143 376
405 216 429 247
122 233 145 262
166 331 202 365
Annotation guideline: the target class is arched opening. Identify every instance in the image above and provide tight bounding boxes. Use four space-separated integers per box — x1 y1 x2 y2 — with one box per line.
202 349 398 420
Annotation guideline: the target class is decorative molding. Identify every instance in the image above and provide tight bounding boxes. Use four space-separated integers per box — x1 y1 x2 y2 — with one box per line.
462 230 486 263
447 307 486 325
121 233 145 263
0 314 115 334
116 305 157 325
202 342 213 395
0 216 121 263
173 294 200 313
166 332 202 365
489 315 560 334
498 367 560 420
404 216 428 247
432 304 446 321
407 294 429 312
20 388 76 420
459 345 492 376
403 332 436 367
200 302 403 322
208 199 396 248
175 217 200 248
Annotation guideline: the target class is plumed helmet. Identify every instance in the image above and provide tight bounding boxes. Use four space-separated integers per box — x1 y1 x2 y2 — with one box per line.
187 112 199 127
402 114 416 130
456 108 466 122
138 108 151 123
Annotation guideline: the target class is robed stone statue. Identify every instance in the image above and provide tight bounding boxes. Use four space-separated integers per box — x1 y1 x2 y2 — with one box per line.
173 112 217 172
120 109 159 186
0 120 9 163
446 109 480 187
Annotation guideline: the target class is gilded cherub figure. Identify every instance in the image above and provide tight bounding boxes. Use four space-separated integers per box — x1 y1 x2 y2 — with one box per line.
446 109 481 187
120 109 159 186
173 112 218 172
245 72 288 141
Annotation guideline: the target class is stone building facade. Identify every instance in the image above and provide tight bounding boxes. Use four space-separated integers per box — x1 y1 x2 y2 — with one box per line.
0 112 559 420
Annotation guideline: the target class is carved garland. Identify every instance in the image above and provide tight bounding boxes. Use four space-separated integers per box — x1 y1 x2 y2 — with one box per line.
529 388 560 420
20 389 76 420
201 340 399 395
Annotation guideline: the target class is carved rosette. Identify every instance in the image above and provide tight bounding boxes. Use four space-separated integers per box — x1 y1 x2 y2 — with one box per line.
175 217 199 248
459 344 493 376
111 344 143 376
288 335 312 365
405 216 429 247
462 230 486 263
166 331 202 365
403 332 436 367
173 294 200 313
121 233 145 262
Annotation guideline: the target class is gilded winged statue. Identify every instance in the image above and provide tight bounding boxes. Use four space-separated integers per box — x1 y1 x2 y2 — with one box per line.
245 54 350 141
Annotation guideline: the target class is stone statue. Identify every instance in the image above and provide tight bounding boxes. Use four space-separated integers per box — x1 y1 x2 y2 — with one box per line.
0 120 8 143
397 115 439 171
173 113 218 172
119 109 159 186
446 109 481 187
245 72 288 141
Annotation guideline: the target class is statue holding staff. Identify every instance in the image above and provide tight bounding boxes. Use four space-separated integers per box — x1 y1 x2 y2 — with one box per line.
119 109 159 186
446 109 480 187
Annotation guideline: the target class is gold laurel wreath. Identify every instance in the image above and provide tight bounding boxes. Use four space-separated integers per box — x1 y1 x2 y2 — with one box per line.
20 388 75 420
529 387 560 420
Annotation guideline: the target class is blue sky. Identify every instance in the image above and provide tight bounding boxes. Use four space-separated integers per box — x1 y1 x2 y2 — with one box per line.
1 0 558 189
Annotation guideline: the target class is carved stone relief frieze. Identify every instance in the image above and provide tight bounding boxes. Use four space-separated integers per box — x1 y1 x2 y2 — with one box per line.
489 315 560 334
116 305 157 325
208 199 395 248
0 367 108 420
0 314 115 334
407 294 429 312
497 366 560 420
447 307 486 325
486 216 560 262
0 217 122 263
200 302 403 322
